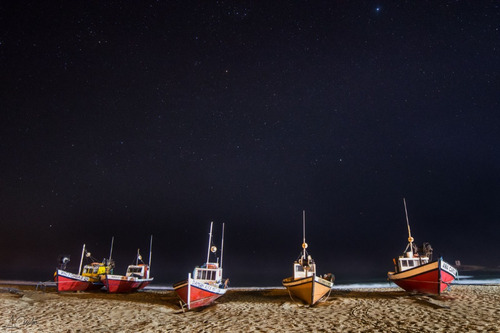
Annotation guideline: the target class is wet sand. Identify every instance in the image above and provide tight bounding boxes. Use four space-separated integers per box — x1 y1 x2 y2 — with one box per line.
1 285 499 332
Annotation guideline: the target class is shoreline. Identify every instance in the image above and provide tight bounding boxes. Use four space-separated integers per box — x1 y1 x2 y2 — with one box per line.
1 285 499 332
2 278 499 291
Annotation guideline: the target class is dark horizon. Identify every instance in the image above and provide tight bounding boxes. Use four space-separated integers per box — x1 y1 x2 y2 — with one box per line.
3 203 498 287
1 1 499 287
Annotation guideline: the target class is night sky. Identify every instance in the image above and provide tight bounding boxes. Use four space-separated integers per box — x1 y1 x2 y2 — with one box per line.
1 1 499 286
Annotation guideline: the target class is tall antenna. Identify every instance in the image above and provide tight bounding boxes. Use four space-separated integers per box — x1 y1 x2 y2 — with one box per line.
109 236 115 262
302 210 308 258
303 210 306 244
148 235 153 269
403 198 414 254
206 222 213 266
78 244 86 275
220 223 225 269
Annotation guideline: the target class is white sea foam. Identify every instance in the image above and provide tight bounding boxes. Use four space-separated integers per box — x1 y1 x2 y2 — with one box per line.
332 282 393 289
453 277 500 285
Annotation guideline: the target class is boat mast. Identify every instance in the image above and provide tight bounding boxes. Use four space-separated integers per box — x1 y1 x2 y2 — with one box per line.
403 198 414 256
206 222 213 266
302 210 307 259
148 235 153 269
78 244 86 275
220 223 225 269
136 248 140 265
109 236 114 263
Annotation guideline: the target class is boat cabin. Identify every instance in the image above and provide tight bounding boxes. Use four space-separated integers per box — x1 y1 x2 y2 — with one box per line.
193 263 223 284
395 252 429 273
293 255 316 279
126 264 149 279
82 262 113 278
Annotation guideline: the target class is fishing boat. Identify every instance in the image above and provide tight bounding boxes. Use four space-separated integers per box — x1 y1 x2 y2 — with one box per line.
173 222 228 310
387 199 458 295
102 236 154 293
80 237 116 290
282 211 334 306
81 260 114 290
55 244 91 292
56 240 115 292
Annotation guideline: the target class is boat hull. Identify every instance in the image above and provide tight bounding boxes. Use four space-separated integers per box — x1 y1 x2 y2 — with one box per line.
282 275 333 305
55 269 91 292
103 275 153 293
173 278 227 310
388 258 458 295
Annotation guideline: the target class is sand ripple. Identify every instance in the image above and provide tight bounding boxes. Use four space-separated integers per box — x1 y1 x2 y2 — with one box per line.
1 286 499 332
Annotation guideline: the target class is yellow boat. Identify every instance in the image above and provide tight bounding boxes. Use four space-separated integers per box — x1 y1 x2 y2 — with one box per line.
82 261 114 283
282 211 334 306
81 238 115 290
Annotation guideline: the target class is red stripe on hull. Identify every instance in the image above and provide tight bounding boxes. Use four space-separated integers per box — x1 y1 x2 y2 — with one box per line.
439 269 456 293
56 273 90 292
174 281 225 309
104 276 152 293
106 279 140 293
137 280 152 290
389 260 457 295
391 268 441 294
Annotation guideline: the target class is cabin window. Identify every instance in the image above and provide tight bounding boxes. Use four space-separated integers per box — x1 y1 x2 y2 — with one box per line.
195 269 217 280
401 260 408 267
295 265 304 272
408 261 414 267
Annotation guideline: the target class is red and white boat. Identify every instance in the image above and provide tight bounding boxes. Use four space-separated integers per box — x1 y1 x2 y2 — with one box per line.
103 236 154 293
56 241 115 292
388 199 458 295
55 244 91 292
55 269 91 292
173 222 228 310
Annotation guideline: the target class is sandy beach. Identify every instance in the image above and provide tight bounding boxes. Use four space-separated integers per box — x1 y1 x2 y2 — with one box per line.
1 285 499 332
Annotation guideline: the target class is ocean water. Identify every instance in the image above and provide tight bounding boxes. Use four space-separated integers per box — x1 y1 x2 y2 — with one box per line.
453 275 500 285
